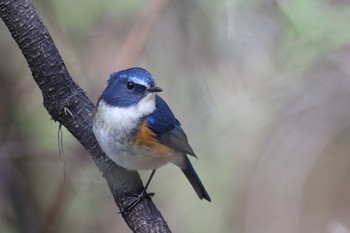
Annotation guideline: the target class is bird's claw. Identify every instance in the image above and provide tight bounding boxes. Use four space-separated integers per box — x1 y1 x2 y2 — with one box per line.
118 190 155 214
129 191 155 198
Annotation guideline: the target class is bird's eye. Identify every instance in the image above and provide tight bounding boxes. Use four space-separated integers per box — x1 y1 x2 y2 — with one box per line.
127 82 135 90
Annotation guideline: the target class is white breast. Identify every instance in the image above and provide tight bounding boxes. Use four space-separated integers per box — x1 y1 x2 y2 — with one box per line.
95 93 156 137
92 93 175 170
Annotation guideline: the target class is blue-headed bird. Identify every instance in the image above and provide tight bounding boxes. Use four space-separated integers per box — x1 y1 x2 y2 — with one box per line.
93 67 210 211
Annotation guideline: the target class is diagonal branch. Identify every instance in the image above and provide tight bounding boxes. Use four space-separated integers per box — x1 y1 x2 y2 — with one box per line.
0 0 171 232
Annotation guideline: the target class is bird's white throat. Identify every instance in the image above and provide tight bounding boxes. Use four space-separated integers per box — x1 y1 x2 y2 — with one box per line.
94 93 156 134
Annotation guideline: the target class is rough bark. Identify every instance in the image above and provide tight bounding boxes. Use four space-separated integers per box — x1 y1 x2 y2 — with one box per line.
0 0 171 232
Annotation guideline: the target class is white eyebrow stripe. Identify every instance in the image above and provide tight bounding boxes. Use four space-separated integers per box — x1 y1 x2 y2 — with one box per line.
130 77 150 88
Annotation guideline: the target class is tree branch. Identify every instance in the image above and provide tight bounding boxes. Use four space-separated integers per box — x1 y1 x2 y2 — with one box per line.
0 0 171 232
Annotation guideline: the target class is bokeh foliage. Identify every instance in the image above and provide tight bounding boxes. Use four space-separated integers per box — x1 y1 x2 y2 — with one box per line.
2 0 350 232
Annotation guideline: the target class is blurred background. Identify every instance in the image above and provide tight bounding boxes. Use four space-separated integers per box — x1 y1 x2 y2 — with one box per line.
1 0 350 232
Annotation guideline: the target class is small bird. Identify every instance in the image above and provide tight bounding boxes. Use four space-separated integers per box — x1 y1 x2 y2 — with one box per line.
93 67 211 210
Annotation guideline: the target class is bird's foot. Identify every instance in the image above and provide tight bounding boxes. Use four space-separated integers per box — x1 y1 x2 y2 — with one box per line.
118 189 155 214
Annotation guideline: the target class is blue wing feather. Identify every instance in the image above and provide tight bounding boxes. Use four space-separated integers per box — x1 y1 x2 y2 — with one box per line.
146 95 177 134
146 95 196 157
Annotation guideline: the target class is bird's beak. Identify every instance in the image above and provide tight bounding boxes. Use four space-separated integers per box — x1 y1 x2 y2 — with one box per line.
148 85 163 93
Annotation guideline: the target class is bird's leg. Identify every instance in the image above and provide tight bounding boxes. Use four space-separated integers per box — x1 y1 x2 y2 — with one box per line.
119 169 157 213
143 169 156 192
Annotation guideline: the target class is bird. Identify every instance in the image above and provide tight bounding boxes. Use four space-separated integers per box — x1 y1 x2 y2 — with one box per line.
92 67 211 211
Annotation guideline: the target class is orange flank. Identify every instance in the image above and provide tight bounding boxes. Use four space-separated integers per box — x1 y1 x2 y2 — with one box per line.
135 120 173 156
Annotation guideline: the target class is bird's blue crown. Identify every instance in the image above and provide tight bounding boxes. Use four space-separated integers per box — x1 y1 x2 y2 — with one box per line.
109 67 155 87
101 67 156 107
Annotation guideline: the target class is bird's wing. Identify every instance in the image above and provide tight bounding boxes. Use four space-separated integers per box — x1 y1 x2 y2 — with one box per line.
145 95 197 157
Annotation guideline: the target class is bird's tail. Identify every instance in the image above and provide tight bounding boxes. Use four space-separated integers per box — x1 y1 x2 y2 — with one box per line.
181 156 211 202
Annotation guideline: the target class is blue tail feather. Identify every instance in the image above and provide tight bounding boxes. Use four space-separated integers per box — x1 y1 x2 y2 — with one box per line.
181 157 211 202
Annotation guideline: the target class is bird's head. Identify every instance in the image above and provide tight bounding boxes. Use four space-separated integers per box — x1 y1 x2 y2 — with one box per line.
100 67 162 107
